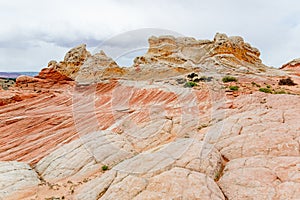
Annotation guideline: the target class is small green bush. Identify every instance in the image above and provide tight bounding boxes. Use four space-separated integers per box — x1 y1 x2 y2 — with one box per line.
102 165 109 171
229 86 239 91
259 88 272 93
266 85 271 88
274 90 286 94
184 81 197 88
222 76 237 83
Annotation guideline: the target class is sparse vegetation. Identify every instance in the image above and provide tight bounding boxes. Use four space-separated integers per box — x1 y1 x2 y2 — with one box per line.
102 165 109 171
187 73 198 79
198 76 213 82
44 197 60 200
229 86 239 91
274 90 286 94
186 73 213 83
251 82 261 87
278 77 297 86
222 76 237 83
259 87 272 93
184 81 197 88
214 171 221 181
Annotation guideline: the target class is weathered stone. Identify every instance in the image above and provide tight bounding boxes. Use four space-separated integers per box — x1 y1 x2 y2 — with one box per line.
77 168 225 200
219 156 300 200
54 44 91 79
0 161 40 199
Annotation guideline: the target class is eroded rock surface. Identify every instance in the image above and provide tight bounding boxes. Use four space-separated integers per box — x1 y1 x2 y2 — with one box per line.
0 33 300 199
219 156 300 200
52 44 91 79
0 161 40 199
77 167 225 200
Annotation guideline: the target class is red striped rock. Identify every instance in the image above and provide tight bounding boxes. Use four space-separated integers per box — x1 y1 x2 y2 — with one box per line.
281 58 300 71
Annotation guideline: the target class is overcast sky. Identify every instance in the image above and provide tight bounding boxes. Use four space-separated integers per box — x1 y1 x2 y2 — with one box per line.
0 0 300 71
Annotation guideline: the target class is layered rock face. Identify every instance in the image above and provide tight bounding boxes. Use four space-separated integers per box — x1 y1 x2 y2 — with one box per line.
136 33 262 66
281 58 300 76
0 33 300 199
132 33 272 76
281 58 300 70
0 61 74 107
43 33 276 83
75 50 126 83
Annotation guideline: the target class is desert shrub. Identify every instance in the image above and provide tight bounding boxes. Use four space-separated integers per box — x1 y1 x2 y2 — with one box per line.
259 87 272 93
274 90 286 94
102 165 109 171
229 86 239 91
184 81 197 88
278 77 297 86
222 76 237 83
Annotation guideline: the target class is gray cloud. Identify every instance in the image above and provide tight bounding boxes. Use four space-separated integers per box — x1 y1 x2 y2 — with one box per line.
0 0 300 71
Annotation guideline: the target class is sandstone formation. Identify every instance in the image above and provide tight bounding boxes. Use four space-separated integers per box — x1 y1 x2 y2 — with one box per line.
75 50 125 83
36 67 73 82
134 33 264 71
281 58 300 77
0 33 299 199
281 58 300 70
41 33 282 84
0 65 74 107
51 44 91 79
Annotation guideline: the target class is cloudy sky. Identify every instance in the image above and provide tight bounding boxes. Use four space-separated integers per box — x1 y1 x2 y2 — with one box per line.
0 0 300 71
